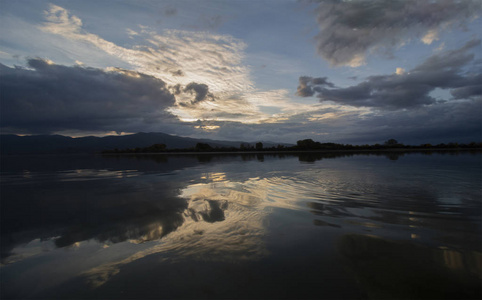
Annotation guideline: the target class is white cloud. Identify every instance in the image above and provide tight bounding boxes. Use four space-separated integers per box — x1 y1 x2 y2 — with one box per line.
39 4 251 92
42 4 83 34
39 4 312 125
126 28 139 37
347 54 366 68
421 29 439 45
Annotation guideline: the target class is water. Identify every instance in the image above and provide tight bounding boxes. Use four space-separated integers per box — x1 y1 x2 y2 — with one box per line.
1 152 481 299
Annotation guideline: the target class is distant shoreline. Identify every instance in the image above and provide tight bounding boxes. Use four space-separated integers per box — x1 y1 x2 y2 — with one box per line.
99 148 482 156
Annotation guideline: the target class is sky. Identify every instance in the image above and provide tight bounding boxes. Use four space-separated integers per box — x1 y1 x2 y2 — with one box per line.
1 0 481 145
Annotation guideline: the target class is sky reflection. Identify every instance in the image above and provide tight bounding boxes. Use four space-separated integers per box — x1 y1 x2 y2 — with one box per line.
1 152 481 298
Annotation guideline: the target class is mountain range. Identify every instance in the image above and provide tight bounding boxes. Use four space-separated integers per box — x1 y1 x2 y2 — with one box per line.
0 132 292 154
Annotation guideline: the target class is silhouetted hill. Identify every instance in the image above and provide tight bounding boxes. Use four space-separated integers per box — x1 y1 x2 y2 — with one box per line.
0 132 292 154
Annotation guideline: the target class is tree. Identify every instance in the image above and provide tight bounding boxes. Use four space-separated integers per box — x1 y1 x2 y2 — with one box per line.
297 139 320 149
195 143 212 151
384 139 399 147
255 142 263 150
145 143 166 152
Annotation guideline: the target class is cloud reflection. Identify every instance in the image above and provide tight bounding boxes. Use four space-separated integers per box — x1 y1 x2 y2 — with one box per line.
2 152 481 293
80 172 311 287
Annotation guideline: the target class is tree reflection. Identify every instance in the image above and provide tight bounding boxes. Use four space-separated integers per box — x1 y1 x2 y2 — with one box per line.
297 151 409 162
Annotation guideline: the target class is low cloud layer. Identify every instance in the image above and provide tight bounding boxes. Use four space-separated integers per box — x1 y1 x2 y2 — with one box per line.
313 0 481 66
187 96 481 145
1 58 479 145
297 39 482 109
0 59 178 134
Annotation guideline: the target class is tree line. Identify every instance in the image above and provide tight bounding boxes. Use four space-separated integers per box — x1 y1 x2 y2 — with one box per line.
102 139 482 154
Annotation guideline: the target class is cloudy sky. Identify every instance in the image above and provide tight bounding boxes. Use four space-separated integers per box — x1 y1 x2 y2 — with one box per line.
1 0 481 144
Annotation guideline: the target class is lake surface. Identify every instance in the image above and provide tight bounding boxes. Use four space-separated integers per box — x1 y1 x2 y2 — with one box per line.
1 151 481 299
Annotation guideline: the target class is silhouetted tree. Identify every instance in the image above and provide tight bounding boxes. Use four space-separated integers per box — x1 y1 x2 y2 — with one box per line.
297 139 320 149
101 136 481 154
384 139 400 147
144 143 166 152
195 143 212 151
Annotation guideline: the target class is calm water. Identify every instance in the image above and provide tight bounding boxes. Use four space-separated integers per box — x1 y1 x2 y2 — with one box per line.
1 152 481 299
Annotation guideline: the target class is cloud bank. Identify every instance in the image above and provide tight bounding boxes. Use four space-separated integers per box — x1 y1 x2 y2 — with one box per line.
1 57 479 145
312 0 481 66
297 39 482 109
0 59 178 134
186 96 481 145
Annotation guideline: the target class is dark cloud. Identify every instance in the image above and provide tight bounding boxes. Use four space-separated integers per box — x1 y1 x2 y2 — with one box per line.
296 76 334 97
413 39 481 73
171 69 184 76
297 40 482 109
0 58 178 134
183 82 215 105
451 83 482 100
169 83 182 95
312 0 481 66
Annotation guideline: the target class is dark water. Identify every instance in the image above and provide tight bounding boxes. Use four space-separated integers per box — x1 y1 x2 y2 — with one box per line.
1 152 481 299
